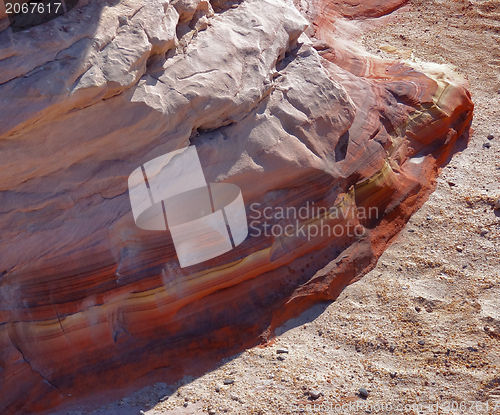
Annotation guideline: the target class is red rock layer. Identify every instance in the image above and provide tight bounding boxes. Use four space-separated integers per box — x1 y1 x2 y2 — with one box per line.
316 0 409 19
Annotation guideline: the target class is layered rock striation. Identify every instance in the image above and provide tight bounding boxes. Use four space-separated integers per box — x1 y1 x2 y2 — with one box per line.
0 0 473 413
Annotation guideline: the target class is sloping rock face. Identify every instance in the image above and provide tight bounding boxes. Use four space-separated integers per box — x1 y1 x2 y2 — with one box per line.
0 0 473 413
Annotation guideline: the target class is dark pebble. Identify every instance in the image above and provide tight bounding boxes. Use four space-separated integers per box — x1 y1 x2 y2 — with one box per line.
483 142 491 148
358 388 369 398
415 307 421 312
390 372 397 379
494 199 500 209
487 134 494 140
223 379 234 385
215 386 221 392
389 345 396 352
277 348 289 354
277 355 286 361
418 340 426 346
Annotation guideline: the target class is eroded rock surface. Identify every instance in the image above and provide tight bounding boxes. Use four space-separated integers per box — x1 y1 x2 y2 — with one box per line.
0 0 473 413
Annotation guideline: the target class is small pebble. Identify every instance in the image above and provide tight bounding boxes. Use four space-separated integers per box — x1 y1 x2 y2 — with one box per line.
309 390 321 400
358 388 369 398
223 379 234 385
415 306 421 312
418 340 426 346
277 355 286 361
389 345 396 353
480 228 489 236
456 245 463 252
183 402 188 407
230 394 239 401
390 372 397 379
215 386 221 392
208 409 217 415
276 348 289 354
487 134 494 140
483 142 491 148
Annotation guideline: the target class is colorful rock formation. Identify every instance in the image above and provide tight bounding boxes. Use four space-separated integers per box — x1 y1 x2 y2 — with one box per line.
0 0 473 413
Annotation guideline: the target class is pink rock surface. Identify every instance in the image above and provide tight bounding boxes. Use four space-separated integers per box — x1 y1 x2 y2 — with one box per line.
0 0 473 413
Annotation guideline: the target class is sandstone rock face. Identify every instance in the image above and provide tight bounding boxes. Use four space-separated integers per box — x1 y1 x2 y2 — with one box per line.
0 0 473 413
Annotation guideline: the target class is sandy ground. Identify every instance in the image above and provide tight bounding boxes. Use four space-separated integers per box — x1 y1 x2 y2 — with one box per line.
60 1 500 414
